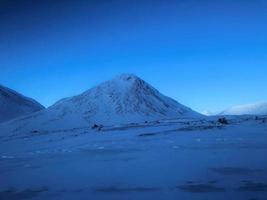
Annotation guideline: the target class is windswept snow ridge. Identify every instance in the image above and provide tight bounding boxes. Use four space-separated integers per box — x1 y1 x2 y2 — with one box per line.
0 85 44 123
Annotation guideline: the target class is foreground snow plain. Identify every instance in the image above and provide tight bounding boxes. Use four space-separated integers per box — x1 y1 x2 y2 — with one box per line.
0 116 267 200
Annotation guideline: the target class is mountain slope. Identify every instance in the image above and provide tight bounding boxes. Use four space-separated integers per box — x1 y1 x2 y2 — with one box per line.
220 102 267 116
0 85 45 123
49 74 201 125
0 74 202 134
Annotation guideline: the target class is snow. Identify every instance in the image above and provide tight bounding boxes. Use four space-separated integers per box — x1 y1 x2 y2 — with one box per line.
50 73 202 124
220 102 267 116
201 110 216 116
0 74 202 135
0 85 44 123
0 116 266 200
1 74 266 200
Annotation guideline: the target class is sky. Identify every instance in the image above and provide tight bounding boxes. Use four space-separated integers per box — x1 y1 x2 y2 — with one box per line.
0 0 267 113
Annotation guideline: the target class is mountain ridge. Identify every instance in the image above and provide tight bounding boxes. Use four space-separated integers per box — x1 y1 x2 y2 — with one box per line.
0 85 45 123
0 74 202 134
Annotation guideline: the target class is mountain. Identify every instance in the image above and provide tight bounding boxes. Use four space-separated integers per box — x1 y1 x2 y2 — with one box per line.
220 102 267 116
0 85 45 123
49 74 202 124
0 74 202 133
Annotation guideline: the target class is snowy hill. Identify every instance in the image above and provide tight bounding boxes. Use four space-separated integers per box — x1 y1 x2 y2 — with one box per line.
0 85 44 123
220 102 267 116
49 74 202 124
0 74 201 133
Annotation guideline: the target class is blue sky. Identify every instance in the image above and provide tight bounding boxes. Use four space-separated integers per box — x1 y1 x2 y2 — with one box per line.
1 0 267 112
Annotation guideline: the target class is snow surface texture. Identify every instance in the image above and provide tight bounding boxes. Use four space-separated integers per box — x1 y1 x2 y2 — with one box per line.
220 102 267 116
0 85 44 123
0 74 202 134
0 116 266 200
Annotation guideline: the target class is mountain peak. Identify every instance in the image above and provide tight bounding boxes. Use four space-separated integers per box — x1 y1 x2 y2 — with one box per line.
116 73 140 81
109 74 145 86
48 74 202 126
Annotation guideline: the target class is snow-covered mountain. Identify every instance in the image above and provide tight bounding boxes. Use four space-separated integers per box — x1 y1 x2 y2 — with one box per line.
0 85 45 123
220 102 267 116
0 74 202 133
50 74 201 123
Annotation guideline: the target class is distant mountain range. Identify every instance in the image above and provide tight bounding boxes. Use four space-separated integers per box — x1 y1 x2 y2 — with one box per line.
0 85 44 123
1 74 266 132
219 102 267 116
